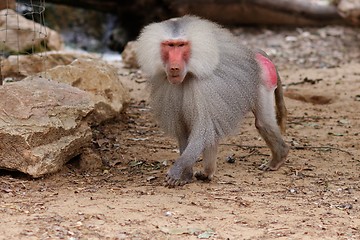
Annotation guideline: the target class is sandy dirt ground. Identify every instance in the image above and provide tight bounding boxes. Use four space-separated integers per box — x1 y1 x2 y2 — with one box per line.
1 26 360 239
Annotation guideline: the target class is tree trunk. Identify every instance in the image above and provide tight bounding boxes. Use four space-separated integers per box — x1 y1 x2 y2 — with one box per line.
41 0 343 25
167 0 342 26
0 0 15 10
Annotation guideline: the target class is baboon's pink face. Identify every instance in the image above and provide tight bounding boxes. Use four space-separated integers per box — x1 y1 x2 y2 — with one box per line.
160 39 191 84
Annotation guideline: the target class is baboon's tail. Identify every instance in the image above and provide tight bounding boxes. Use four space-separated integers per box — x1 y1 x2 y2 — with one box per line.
275 71 287 134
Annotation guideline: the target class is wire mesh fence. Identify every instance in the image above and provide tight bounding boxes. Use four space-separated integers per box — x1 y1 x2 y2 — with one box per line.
0 0 47 84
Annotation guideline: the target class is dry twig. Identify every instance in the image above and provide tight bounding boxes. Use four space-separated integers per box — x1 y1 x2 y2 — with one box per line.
220 143 353 156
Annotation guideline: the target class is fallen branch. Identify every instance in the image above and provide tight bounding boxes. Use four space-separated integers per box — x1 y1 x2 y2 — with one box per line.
285 77 323 87
220 143 353 156
291 146 353 156
251 0 339 20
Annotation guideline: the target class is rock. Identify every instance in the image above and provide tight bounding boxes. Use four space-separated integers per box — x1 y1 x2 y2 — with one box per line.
1 50 100 80
121 41 139 69
0 9 63 54
116 66 149 102
32 58 130 125
0 77 94 177
338 0 360 25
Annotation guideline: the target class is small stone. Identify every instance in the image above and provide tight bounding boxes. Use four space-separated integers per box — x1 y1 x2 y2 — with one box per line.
285 36 298 42
121 41 140 68
164 211 173 216
226 155 236 164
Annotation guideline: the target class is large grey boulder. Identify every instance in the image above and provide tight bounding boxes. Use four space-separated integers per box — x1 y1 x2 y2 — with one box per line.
0 9 63 53
1 50 100 80
0 77 94 177
35 58 130 125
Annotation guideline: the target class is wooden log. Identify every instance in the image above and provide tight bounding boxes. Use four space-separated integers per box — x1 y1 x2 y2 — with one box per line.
42 0 343 26
167 0 343 26
0 0 15 10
